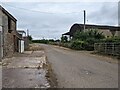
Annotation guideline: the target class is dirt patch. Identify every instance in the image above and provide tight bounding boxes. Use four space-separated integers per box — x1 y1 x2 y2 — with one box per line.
28 44 44 51
91 52 119 64
44 57 58 88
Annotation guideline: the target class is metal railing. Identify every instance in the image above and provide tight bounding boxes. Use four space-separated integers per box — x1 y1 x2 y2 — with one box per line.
94 43 120 56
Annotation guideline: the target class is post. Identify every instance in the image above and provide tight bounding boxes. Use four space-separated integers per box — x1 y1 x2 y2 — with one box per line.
27 29 29 36
84 10 86 31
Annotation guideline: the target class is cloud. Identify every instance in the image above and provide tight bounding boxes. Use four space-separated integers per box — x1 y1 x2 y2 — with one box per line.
87 2 118 25
1 2 119 39
1 0 119 2
118 1 120 25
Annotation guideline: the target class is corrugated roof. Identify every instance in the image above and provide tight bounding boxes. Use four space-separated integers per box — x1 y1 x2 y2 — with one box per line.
63 23 120 36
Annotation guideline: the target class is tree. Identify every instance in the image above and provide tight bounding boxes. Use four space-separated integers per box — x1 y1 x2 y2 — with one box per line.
28 35 32 41
71 29 105 50
61 36 68 43
73 29 105 41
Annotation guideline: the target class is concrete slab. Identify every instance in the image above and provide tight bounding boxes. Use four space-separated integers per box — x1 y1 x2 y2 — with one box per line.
2 50 50 88
2 68 50 88
3 56 46 69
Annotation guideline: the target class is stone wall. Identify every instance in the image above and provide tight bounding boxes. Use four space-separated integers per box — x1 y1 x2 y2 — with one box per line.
0 8 2 26
0 8 3 60
23 36 29 50
1 9 16 58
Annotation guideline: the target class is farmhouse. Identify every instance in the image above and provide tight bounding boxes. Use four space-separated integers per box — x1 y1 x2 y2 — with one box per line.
0 5 23 59
63 23 120 39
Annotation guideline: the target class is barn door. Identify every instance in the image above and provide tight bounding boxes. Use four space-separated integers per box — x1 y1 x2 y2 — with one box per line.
0 26 3 61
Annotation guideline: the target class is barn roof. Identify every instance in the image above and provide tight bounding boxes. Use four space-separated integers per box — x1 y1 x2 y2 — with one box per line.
63 23 120 36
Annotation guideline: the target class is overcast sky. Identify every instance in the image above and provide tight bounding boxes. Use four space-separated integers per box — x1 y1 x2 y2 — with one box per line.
0 1 119 39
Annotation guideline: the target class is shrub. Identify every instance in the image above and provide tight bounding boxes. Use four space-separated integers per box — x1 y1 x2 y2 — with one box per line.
101 36 120 43
61 36 68 43
73 29 105 41
70 40 85 50
32 39 49 44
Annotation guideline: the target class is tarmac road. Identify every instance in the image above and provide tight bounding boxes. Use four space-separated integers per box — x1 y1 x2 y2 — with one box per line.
41 44 118 88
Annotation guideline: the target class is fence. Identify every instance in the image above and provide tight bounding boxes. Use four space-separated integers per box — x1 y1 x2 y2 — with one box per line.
94 43 120 56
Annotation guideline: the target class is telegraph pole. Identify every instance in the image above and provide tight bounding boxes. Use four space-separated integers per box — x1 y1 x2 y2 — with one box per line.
27 29 29 36
84 10 86 31
118 1 120 26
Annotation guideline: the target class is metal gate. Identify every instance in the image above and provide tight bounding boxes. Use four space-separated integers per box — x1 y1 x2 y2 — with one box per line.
0 26 3 61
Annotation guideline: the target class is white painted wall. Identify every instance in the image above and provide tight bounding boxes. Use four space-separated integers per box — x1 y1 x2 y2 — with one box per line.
21 40 24 53
19 40 24 53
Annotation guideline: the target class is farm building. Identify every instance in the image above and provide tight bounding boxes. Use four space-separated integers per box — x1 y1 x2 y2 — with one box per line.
63 23 120 39
0 5 24 60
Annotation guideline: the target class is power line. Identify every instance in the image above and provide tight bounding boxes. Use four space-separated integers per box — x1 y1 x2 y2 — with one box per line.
1 2 81 14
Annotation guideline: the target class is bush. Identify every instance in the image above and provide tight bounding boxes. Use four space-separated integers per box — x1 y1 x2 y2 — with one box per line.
70 29 105 51
61 36 68 43
73 29 105 41
101 37 120 43
70 40 85 50
32 39 49 44
84 43 94 51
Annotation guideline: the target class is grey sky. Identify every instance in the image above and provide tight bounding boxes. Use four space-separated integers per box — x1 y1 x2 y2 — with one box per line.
1 1 119 39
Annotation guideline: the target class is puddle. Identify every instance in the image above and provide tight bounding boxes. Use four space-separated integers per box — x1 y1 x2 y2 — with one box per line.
2 50 55 88
2 68 50 88
79 69 94 76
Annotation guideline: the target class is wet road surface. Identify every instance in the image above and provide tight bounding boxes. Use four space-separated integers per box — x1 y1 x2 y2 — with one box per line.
2 51 50 88
41 44 118 88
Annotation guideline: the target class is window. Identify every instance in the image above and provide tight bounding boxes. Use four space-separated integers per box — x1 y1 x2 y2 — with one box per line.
8 17 12 33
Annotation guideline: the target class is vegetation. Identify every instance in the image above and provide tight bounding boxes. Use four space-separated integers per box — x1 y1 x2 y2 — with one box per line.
32 39 60 45
32 29 120 52
73 29 105 40
60 29 105 51
28 35 33 41
101 36 120 43
61 36 68 43
32 39 49 44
